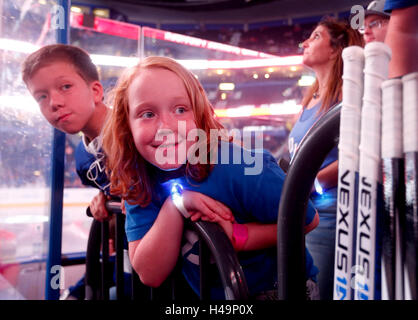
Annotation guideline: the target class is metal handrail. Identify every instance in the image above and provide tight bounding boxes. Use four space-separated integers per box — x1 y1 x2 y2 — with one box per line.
85 200 249 300
190 220 249 300
277 103 341 300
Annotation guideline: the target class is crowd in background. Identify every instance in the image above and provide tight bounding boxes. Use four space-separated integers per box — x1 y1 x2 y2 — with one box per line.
182 22 318 56
1 1 321 188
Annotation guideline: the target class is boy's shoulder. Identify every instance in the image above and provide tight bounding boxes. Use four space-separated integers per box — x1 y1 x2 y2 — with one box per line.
75 135 103 157
74 136 104 169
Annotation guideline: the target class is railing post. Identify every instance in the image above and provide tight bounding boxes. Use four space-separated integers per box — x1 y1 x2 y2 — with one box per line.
115 213 125 299
199 239 211 300
44 0 70 301
101 220 110 300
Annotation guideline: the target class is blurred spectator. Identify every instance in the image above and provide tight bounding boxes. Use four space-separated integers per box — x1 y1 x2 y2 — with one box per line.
1 2 324 186
361 0 390 44
182 22 317 56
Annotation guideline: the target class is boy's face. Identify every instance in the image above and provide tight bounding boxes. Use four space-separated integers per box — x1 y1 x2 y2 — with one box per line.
26 61 102 135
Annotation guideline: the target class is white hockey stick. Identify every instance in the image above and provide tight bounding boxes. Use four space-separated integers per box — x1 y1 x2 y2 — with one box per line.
402 72 418 300
354 42 391 300
381 78 404 300
334 46 364 300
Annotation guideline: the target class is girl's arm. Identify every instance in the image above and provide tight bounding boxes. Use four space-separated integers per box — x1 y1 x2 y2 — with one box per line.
183 191 234 223
385 6 418 78
182 191 276 252
128 197 184 287
238 222 277 251
202 215 277 252
128 191 233 287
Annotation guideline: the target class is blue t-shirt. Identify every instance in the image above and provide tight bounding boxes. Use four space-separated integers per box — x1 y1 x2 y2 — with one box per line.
75 136 130 253
384 0 417 11
288 102 338 213
75 138 110 194
125 142 319 298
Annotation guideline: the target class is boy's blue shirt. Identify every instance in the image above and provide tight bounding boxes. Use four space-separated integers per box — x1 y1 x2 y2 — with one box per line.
74 135 130 256
75 137 110 194
125 141 319 298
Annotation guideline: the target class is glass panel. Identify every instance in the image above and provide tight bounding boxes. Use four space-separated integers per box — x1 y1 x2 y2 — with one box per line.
0 0 59 299
61 133 96 256
0 5 314 298
57 13 141 257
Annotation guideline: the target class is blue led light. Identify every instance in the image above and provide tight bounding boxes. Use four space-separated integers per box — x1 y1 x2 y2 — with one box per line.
170 182 190 218
314 178 323 195
171 183 183 197
171 182 184 205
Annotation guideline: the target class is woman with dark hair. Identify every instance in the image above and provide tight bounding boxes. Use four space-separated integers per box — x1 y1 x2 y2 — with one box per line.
287 17 364 300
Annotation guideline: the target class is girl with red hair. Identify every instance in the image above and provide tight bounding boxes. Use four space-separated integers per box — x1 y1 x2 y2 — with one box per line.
102 56 320 299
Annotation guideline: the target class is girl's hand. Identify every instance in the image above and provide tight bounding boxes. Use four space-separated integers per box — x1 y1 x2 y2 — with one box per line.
200 213 234 242
181 190 235 223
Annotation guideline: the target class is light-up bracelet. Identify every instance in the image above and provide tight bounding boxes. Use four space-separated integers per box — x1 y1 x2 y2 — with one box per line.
170 183 190 218
314 178 323 195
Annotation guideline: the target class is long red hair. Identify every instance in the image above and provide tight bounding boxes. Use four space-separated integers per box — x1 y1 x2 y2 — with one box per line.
102 56 225 206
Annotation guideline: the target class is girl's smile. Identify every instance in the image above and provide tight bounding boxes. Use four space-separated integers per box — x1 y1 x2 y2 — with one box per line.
128 67 197 171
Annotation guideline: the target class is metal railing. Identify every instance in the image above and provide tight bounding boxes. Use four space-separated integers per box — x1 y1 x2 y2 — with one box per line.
277 103 341 299
85 200 249 300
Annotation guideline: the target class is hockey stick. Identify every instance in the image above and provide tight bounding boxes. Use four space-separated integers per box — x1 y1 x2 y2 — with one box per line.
381 78 405 300
333 46 364 300
354 42 391 300
402 72 418 300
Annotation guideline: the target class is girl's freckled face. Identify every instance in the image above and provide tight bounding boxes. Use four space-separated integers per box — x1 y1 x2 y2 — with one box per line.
128 68 197 170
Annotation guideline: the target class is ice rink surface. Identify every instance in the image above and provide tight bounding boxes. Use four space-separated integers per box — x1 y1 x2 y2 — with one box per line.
0 187 98 263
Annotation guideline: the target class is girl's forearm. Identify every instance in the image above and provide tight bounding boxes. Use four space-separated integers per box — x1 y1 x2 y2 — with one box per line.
129 199 184 287
240 223 277 251
214 218 277 252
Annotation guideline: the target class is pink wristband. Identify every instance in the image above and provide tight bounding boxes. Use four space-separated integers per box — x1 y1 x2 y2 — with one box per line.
232 223 248 251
